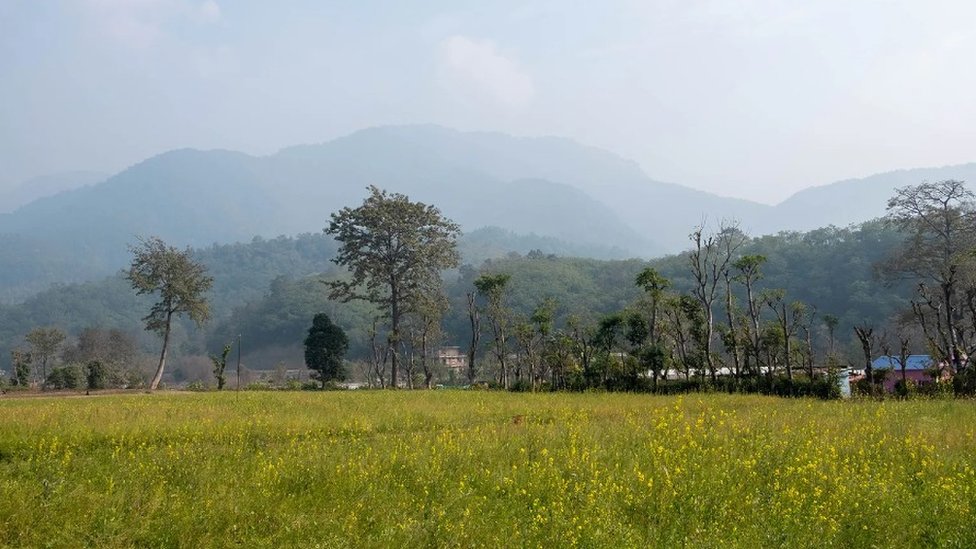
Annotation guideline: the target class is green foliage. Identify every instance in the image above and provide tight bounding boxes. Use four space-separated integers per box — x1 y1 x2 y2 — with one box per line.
209 276 375 358
327 186 461 308
46 364 84 390
304 314 349 387
127 237 213 336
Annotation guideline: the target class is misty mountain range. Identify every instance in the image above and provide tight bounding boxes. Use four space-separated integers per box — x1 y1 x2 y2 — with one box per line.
2 124 975 303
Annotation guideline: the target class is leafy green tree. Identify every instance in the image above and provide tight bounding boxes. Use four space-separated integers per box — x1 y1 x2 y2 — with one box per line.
304 313 349 387
126 236 213 391
210 343 232 390
25 326 65 388
326 186 461 388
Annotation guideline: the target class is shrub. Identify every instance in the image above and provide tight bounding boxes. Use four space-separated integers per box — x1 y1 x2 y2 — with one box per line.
508 379 532 392
894 379 918 398
47 364 85 390
284 379 304 391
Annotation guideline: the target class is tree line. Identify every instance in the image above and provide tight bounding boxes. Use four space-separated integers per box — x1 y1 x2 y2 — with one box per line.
319 181 976 397
6 180 975 396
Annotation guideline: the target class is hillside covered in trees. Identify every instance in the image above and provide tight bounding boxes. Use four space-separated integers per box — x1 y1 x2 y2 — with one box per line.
0 217 914 386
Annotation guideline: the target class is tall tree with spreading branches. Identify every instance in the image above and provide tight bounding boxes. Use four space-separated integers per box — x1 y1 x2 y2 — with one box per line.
127 236 212 391
885 180 976 371
326 186 461 388
689 222 746 382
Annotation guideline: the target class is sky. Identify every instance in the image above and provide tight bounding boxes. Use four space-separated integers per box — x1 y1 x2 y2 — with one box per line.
1 0 975 204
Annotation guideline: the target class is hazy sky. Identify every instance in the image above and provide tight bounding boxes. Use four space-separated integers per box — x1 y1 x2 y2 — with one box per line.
2 0 975 204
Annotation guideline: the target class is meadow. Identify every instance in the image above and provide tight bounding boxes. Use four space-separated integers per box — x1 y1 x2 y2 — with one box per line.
0 391 974 548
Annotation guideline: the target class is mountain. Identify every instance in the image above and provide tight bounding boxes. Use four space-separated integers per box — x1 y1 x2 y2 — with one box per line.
0 171 108 213
2 124 974 305
0 126 696 301
274 125 771 249
767 163 976 232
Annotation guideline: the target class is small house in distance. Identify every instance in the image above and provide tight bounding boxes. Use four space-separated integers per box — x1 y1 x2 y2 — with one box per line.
437 346 468 375
869 355 949 391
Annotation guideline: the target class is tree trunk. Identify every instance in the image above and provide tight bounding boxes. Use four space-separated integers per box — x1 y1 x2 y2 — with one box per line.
150 311 172 391
467 293 479 384
943 279 962 372
724 276 741 379
805 327 814 380
390 282 400 388
705 309 716 383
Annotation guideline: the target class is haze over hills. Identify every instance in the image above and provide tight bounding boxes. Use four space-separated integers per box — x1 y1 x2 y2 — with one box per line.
0 171 107 213
1 124 974 304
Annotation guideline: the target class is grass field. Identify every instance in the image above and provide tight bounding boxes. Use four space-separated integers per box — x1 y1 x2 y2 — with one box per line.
1 391 974 548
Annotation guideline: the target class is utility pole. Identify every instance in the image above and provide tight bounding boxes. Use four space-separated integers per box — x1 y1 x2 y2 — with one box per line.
237 333 242 392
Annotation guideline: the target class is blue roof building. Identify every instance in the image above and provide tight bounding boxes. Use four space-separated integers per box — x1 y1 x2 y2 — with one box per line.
870 355 934 371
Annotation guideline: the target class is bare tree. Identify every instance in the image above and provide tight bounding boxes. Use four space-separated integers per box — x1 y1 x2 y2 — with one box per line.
885 180 976 372
689 222 747 382
734 254 767 378
764 290 805 382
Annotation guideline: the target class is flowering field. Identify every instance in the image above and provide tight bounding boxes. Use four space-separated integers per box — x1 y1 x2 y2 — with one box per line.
0 392 974 548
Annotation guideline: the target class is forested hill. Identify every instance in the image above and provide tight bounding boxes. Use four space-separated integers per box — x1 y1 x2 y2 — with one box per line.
0 220 910 375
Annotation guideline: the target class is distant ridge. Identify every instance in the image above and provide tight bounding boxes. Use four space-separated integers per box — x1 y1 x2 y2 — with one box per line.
767 163 976 232
0 171 108 213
